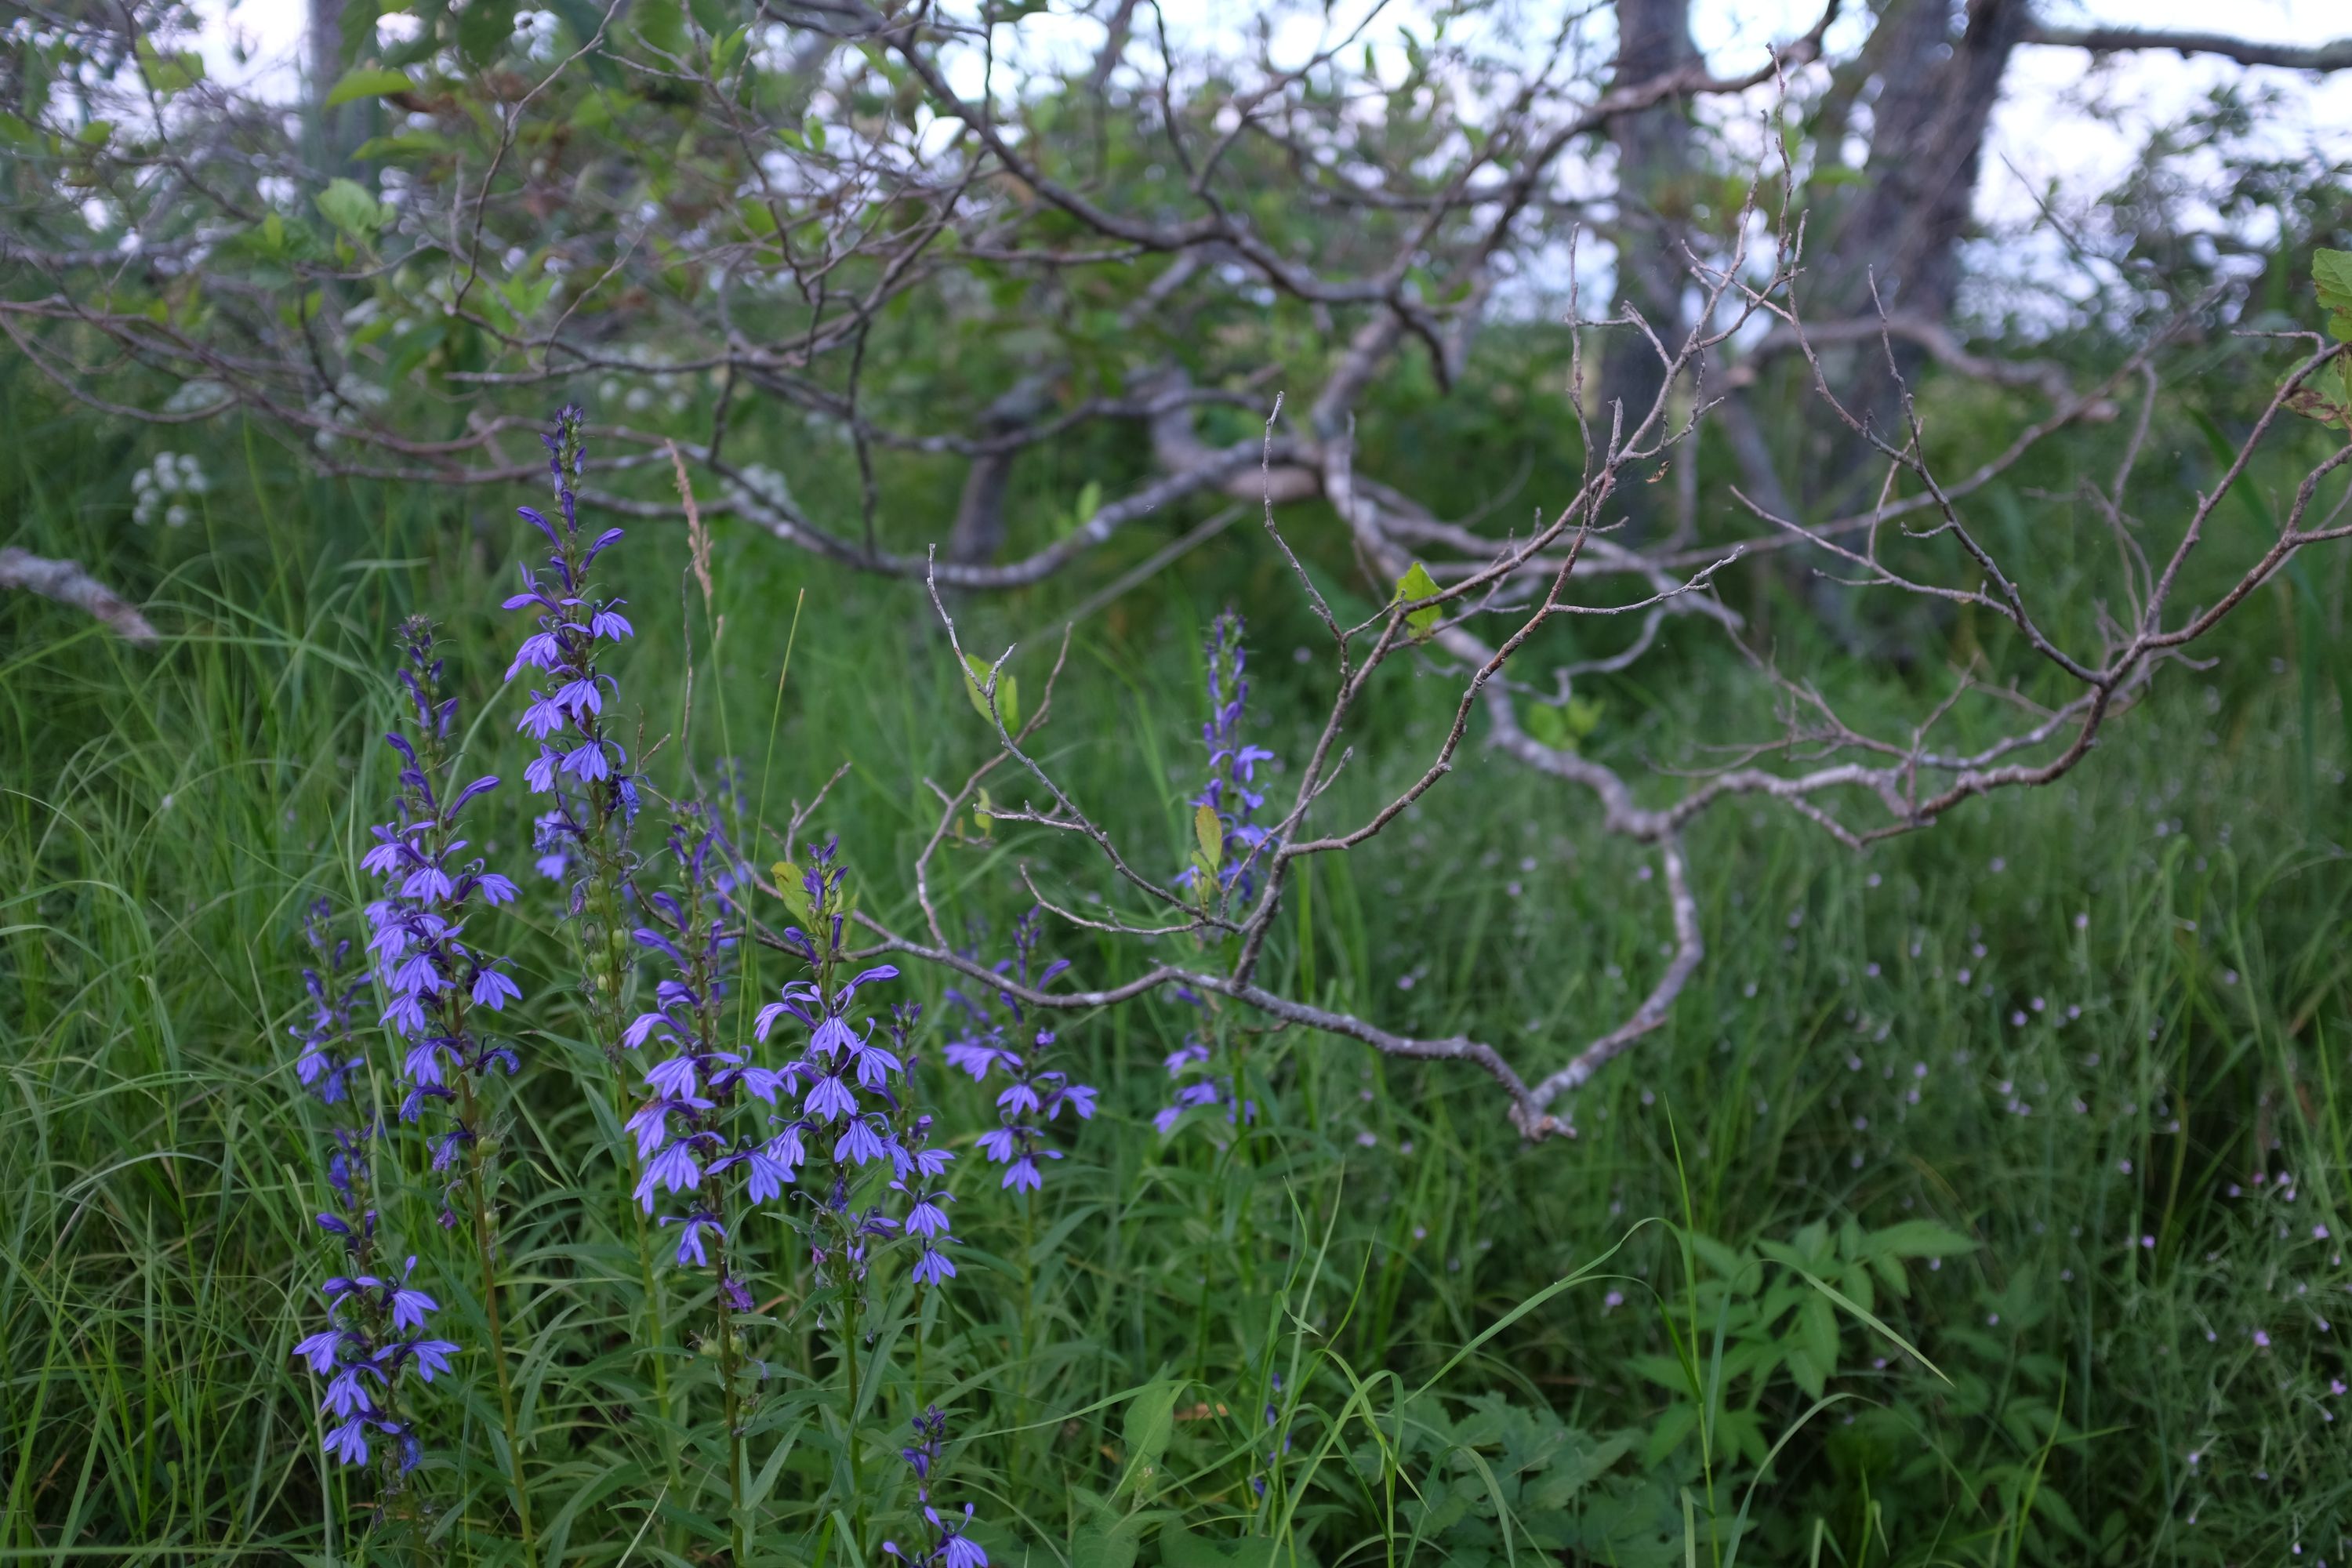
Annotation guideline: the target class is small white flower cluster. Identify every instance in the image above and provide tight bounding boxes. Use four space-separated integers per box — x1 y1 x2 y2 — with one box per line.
722 463 795 517
5 16 70 48
131 452 209 527
513 9 561 59
310 375 392 451
597 344 695 418
163 378 233 415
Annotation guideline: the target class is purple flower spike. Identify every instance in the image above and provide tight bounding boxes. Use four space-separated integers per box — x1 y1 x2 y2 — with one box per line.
950 911 1094 1192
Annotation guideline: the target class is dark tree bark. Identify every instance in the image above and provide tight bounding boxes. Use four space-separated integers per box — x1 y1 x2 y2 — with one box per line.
1805 0 2032 502
946 376 1058 567
1602 0 1700 538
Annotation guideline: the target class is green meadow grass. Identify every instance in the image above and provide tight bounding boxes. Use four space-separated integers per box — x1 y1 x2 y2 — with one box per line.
3 388 2350 1566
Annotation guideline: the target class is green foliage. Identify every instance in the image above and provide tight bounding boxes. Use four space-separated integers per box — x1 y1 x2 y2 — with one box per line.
1636 1217 1976 1474
132 37 204 96
2 332 2350 1564
1345 1392 1639 1566
2288 249 2352 430
322 65 415 107
1392 561 1442 642
2314 248 2352 339
314 178 395 241
1521 695 1602 753
961 651 1022 732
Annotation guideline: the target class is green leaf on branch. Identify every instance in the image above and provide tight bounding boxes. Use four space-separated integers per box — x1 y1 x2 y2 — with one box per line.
456 0 521 67
2281 364 2352 432
960 653 1019 732
324 67 414 107
1523 696 1603 753
768 861 813 922
136 38 205 95
1117 1379 1182 1497
315 178 394 238
2315 247 2352 342
1062 478 1103 539
1192 804 1223 872
1392 561 1442 641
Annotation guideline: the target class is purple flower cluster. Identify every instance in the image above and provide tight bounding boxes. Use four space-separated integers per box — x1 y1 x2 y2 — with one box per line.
361 618 524 1218
883 1406 989 1568
941 909 1095 1192
1178 609 1276 903
750 842 961 1301
621 808 786 1293
288 901 455 1476
503 405 637 902
292 1258 457 1471
292 898 365 1105
1152 989 1254 1138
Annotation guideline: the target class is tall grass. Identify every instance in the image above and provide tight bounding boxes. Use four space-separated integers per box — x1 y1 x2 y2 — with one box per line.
3 384 2349 1564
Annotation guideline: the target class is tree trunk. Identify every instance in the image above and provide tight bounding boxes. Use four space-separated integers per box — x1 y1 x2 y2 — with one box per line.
1808 0 2031 490
1602 0 1700 539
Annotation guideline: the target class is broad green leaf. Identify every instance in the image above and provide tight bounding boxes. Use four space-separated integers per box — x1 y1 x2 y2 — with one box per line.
1192 804 1223 870
1158 1527 1291 1568
769 860 813 923
1686 1231 1747 1281
1069 478 1104 536
350 130 456 161
1790 1265 1951 1385
1073 1527 1140 1568
1784 1343 1827 1401
960 652 1018 730
713 23 752 75
136 38 205 95
456 0 520 64
1798 1292 1839 1374
2315 248 2352 340
1861 1221 1978 1260
324 66 414 107
2283 361 2352 432
1523 702 1570 750
1392 561 1442 641
314 177 393 238
1117 1379 1182 1497
1523 696 1603 753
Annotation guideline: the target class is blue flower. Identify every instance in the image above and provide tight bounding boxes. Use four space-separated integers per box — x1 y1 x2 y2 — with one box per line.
504 408 635 850
323 1421 371 1466
884 1412 996 1566
663 1212 725 1268
949 912 1094 1192
362 619 527 1236
1178 609 1280 903
387 1259 437 1331
292 1329 344 1377
636 1140 702 1213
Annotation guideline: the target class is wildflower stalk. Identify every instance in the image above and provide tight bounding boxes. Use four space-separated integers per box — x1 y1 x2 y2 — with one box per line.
746 844 966 1559
452 1069 535 1563
503 405 685 1509
288 902 450 1527
358 622 534 1555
